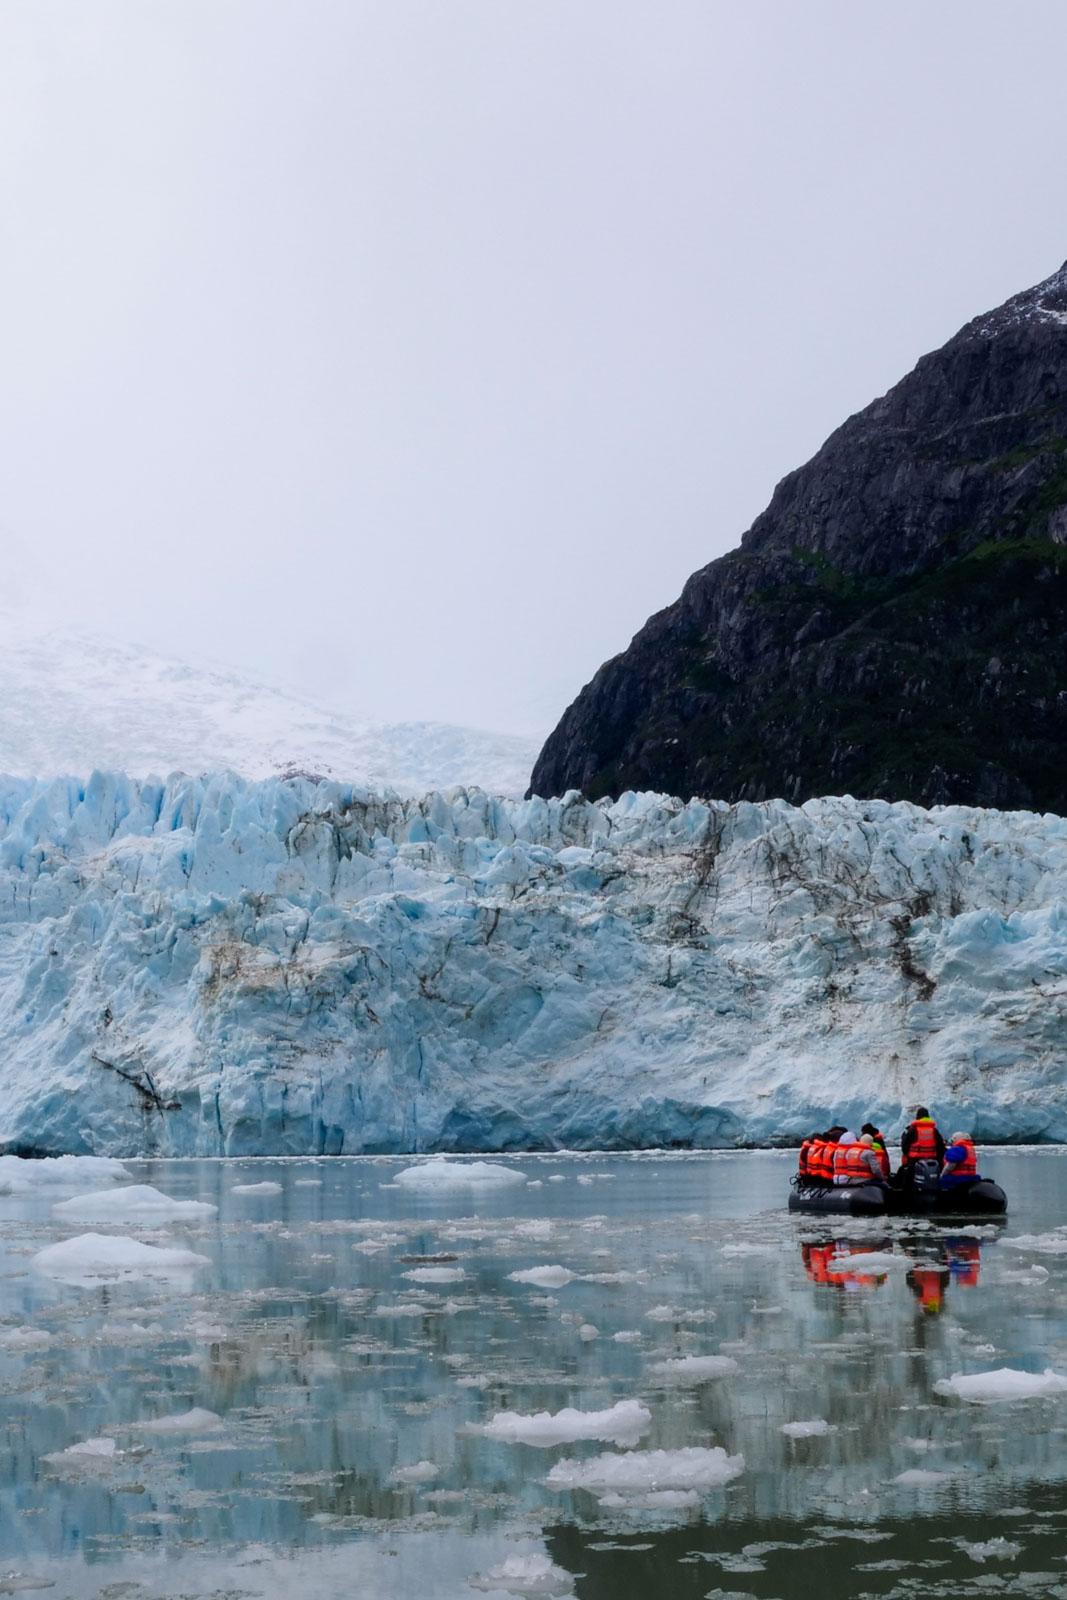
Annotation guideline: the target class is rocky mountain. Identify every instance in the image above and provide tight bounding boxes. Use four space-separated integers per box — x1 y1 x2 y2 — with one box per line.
530 262 1067 811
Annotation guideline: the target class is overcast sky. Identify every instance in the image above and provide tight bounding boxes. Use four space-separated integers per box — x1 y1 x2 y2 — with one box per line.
2 2 1066 737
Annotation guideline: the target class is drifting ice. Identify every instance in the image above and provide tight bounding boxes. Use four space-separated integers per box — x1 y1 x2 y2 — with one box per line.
32 1232 211 1286
934 1367 1067 1403
545 1446 744 1495
52 1184 217 1222
474 1399 651 1447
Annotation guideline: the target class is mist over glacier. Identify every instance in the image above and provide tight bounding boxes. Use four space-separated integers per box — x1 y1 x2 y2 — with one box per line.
0 771 1063 1157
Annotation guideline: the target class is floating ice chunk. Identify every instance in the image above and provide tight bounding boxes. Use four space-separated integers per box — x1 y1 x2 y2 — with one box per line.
394 1160 526 1192
294 1178 323 1188
32 1233 210 1286
43 1436 120 1464
469 1553 575 1595
612 1331 642 1344
391 1460 439 1484
474 1399 651 1448
829 1251 910 1273
53 1184 217 1223
546 1446 744 1495
508 1266 576 1289
514 1220 554 1240
598 1489 699 1511
957 1537 1022 1562
781 1419 834 1438
136 1408 223 1433
373 1301 432 1317
231 1181 282 1196
650 1354 738 1383
645 1304 714 1324
0 1155 131 1196
0 1326 53 1351
402 1266 466 1284
1002 1232 1067 1254
935 1367 1067 1403
578 1324 599 1342
96 1320 164 1345
892 1469 955 1486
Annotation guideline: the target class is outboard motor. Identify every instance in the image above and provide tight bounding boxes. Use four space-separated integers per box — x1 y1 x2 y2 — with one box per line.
910 1158 941 1202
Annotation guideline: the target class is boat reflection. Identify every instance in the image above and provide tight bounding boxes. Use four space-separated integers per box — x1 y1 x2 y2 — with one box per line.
801 1232 985 1312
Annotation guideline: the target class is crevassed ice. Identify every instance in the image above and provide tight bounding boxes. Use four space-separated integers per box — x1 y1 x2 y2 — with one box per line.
0 773 1065 1156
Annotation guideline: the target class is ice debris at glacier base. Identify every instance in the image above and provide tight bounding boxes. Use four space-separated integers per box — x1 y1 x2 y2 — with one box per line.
0 770 1065 1156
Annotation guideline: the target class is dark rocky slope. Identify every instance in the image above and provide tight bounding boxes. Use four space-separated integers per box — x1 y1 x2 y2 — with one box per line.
530 263 1067 811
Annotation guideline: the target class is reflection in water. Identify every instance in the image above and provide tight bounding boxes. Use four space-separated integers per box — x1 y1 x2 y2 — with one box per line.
0 1149 1065 1598
802 1233 986 1314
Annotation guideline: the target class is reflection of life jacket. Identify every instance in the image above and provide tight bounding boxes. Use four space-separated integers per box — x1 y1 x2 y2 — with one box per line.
904 1117 940 1162
910 1266 946 1313
833 1142 873 1185
943 1136 977 1177
798 1139 814 1179
802 1243 836 1283
946 1239 981 1288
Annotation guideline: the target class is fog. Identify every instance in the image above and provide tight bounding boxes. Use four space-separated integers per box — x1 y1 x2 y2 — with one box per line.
2 1 1065 736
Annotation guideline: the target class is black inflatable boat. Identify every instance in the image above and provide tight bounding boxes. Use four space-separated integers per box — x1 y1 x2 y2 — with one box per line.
789 1163 1007 1218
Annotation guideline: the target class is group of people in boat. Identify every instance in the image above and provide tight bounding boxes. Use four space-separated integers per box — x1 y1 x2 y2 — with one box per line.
797 1108 980 1192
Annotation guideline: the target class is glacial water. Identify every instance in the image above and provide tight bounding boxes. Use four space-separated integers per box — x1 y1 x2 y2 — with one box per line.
2 1149 1067 1599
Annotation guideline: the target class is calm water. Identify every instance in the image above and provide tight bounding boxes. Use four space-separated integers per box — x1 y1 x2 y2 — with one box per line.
2 1149 1067 1599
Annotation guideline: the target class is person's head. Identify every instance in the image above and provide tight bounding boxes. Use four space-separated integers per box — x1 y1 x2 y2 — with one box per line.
951 1130 969 1144
913 1106 930 1120
827 1124 846 1141
860 1122 879 1137
858 1134 874 1147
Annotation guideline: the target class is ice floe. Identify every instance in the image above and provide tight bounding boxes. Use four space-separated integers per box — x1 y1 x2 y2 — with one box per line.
935 1367 1067 1403
52 1183 217 1223
31 1232 211 1286
473 1399 651 1448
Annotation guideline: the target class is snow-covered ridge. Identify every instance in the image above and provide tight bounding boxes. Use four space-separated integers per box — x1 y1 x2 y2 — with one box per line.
0 772 1065 1155
0 616 538 795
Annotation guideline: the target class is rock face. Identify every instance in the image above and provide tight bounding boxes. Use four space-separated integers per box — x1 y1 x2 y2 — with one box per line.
530 263 1067 810
0 771 1065 1155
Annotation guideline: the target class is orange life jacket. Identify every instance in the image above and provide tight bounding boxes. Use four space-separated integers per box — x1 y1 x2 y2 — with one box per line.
834 1141 874 1184
903 1117 940 1162
944 1136 977 1177
810 1139 834 1182
798 1139 814 1179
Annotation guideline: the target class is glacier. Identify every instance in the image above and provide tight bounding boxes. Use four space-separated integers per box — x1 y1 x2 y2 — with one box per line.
0 771 1065 1156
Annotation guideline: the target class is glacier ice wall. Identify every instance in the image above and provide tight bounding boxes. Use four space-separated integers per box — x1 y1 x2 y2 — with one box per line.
0 771 1064 1155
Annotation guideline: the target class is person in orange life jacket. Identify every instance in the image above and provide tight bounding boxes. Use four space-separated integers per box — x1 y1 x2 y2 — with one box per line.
900 1107 945 1167
797 1133 818 1180
812 1126 846 1185
860 1122 891 1179
941 1130 979 1188
833 1132 884 1186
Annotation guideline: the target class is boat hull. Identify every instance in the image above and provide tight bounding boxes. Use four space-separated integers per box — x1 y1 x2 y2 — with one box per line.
789 1179 1007 1217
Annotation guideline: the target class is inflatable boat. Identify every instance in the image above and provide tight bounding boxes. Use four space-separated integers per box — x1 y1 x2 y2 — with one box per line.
789 1165 1007 1218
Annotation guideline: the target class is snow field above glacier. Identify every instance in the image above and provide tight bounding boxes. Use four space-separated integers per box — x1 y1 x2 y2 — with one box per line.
0 771 1066 1153
0 614 539 795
